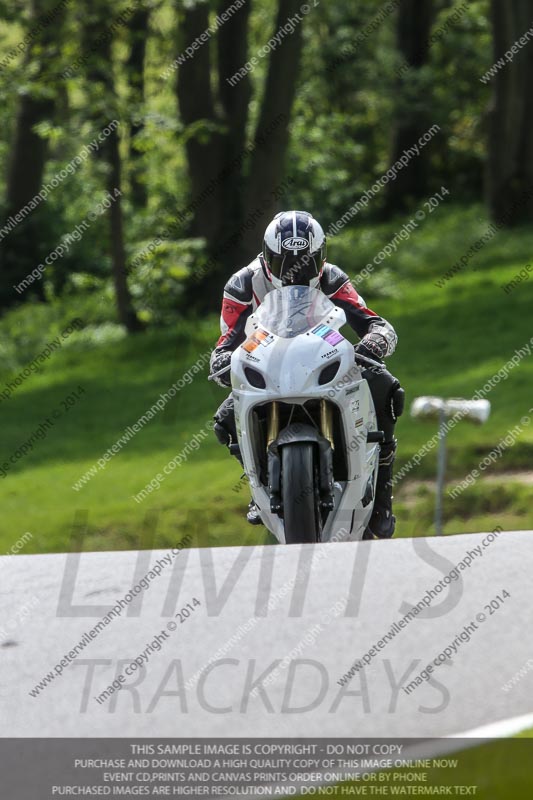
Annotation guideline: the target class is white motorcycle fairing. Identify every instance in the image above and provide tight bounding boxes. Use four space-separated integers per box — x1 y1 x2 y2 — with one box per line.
231 286 381 544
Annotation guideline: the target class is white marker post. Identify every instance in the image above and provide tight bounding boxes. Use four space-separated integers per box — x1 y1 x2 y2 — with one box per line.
411 397 491 535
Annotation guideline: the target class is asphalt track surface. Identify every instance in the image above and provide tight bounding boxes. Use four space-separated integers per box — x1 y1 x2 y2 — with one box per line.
1 530 532 737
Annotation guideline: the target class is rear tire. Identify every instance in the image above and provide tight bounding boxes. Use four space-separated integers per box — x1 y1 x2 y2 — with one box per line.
281 443 322 544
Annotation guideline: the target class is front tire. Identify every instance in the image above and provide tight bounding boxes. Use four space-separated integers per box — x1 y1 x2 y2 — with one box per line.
281 443 322 544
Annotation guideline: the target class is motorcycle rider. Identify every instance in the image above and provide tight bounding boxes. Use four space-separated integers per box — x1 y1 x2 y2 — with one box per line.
209 210 404 538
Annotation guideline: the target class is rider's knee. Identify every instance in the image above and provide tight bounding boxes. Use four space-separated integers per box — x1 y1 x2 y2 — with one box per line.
368 370 404 424
214 396 237 447
389 383 405 422
213 420 231 447
214 416 242 464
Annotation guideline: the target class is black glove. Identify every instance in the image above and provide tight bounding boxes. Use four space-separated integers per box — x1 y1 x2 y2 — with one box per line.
354 332 388 362
210 351 232 388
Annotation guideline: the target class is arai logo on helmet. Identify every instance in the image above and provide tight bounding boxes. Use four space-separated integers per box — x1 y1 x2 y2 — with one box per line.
282 237 308 250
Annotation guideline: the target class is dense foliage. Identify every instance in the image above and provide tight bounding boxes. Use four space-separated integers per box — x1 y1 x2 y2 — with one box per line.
1 0 516 326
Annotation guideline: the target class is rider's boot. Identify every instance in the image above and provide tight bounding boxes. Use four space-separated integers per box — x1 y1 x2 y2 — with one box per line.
246 501 262 525
367 440 396 539
229 443 262 526
214 407 263 527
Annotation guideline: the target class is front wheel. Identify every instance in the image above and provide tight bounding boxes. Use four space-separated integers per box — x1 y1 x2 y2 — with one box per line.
281 442 322 544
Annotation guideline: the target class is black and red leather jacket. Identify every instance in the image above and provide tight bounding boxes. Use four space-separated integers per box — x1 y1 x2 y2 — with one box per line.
210 255 397 372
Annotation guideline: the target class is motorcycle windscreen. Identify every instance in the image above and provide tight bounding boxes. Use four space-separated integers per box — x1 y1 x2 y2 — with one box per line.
255 285 336 339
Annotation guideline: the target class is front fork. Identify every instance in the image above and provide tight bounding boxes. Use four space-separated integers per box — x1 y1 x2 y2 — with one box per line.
267 401 279 446
320 399 334 450
267 400 334 447
266 400 335 516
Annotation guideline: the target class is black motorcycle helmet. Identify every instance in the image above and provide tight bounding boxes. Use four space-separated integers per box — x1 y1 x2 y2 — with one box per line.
262 210 327 288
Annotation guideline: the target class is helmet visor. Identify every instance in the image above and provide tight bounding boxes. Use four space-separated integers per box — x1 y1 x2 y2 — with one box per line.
268 252 322 286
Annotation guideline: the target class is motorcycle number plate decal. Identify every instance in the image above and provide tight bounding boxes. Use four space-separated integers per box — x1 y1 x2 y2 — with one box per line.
312 324 344 346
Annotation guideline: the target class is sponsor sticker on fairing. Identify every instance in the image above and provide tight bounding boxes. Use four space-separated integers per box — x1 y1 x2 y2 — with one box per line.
242 329 275 352
312 324 344 346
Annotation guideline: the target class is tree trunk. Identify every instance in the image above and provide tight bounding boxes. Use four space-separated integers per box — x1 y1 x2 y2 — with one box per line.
126 6 150 208
107 128 145 332
0 0 63 311
241 0 305 257
175 0 305 312
486 0 533 224
384 0 435 214
214 0 252 259
81 1 143 333
176 0 253 309
175 0 226 244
